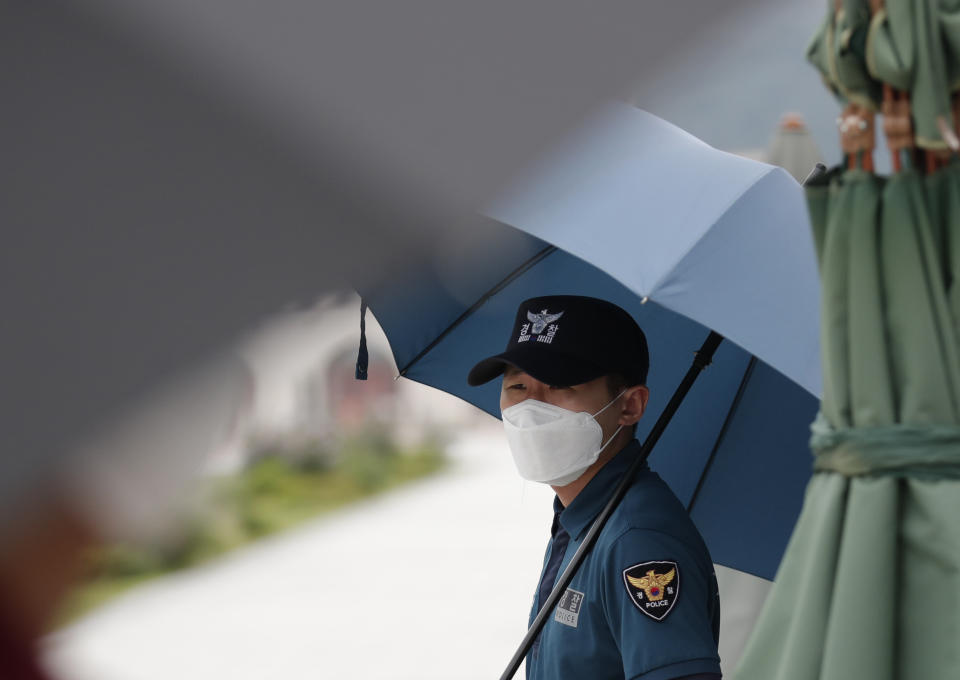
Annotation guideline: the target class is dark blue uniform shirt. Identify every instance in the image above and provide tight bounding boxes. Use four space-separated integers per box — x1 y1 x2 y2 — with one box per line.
526 440 721 680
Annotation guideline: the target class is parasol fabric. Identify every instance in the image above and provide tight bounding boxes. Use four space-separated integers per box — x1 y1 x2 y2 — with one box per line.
808 0 960 150
735 159 960 680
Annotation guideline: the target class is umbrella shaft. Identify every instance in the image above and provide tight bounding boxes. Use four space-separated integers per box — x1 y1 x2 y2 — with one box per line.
498 331 724 680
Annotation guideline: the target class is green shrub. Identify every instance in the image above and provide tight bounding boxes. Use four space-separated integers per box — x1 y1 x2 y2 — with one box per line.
60 433 447 626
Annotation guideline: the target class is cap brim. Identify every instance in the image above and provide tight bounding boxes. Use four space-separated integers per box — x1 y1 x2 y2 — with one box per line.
466 344 607 387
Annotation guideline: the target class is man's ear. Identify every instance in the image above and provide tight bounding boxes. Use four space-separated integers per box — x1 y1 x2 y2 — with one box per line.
618 385 649 426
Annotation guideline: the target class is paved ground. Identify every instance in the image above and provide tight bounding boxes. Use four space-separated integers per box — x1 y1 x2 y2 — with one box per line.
45 427 556 680
44 428 769 679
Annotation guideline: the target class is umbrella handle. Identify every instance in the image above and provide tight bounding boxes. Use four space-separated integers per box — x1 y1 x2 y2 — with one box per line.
496 331 724 680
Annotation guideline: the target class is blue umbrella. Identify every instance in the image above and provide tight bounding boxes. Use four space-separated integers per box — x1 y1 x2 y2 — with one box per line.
358 103 820 582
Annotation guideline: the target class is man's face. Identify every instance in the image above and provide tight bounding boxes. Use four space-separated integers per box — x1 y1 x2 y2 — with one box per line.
500 368 632 445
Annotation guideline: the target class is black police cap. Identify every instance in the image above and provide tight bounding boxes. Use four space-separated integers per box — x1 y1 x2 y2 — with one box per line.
467 295 649 387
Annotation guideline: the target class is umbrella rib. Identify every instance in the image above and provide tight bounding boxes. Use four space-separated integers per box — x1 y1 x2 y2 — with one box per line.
685 355 757 515
397 244 558 377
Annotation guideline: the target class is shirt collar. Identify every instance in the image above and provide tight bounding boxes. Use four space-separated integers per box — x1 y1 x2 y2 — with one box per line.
557 438 644 540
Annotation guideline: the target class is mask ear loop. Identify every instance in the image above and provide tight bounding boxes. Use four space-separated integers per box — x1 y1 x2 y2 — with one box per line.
596 424 624 455
591 388 628 418
591 389 628 456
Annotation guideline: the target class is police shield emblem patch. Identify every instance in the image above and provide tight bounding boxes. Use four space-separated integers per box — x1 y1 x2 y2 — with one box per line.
622 561 679 621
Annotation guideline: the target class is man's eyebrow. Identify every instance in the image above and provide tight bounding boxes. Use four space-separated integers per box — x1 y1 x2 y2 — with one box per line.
503 366 523 378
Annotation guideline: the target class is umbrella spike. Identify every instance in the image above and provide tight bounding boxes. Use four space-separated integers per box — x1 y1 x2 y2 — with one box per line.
803 163 828 186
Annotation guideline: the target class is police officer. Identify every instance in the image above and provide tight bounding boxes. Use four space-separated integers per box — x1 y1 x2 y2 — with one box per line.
468 295 721 680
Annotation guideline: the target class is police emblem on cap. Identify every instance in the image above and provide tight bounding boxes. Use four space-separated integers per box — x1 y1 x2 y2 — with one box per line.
622 561 679 621
517 309 563 344
527 309 563 334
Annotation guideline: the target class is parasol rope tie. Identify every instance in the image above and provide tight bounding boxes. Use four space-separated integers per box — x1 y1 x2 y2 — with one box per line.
811 413 960 479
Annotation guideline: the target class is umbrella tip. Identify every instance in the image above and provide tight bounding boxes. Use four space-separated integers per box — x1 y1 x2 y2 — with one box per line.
802 163 827 186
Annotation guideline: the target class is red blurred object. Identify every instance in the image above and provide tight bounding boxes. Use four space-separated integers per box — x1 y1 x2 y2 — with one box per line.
0 606 51 680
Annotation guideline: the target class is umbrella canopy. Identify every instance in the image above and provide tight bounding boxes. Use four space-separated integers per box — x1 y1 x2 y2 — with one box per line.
359 104 821 580
735 3 960 678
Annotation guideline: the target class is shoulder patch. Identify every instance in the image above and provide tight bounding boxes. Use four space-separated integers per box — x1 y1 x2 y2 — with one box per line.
622 560 679 621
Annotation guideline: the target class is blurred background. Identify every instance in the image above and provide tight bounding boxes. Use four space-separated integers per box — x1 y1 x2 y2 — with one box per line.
2 0 841 678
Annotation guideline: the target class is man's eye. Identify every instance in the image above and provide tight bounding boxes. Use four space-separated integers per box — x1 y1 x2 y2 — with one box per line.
507 383 525 390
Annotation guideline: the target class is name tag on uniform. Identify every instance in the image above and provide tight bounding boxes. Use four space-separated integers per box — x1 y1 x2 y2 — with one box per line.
554 588 585 628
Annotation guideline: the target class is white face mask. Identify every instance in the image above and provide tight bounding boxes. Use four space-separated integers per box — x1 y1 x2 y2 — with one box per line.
501 390 625 486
